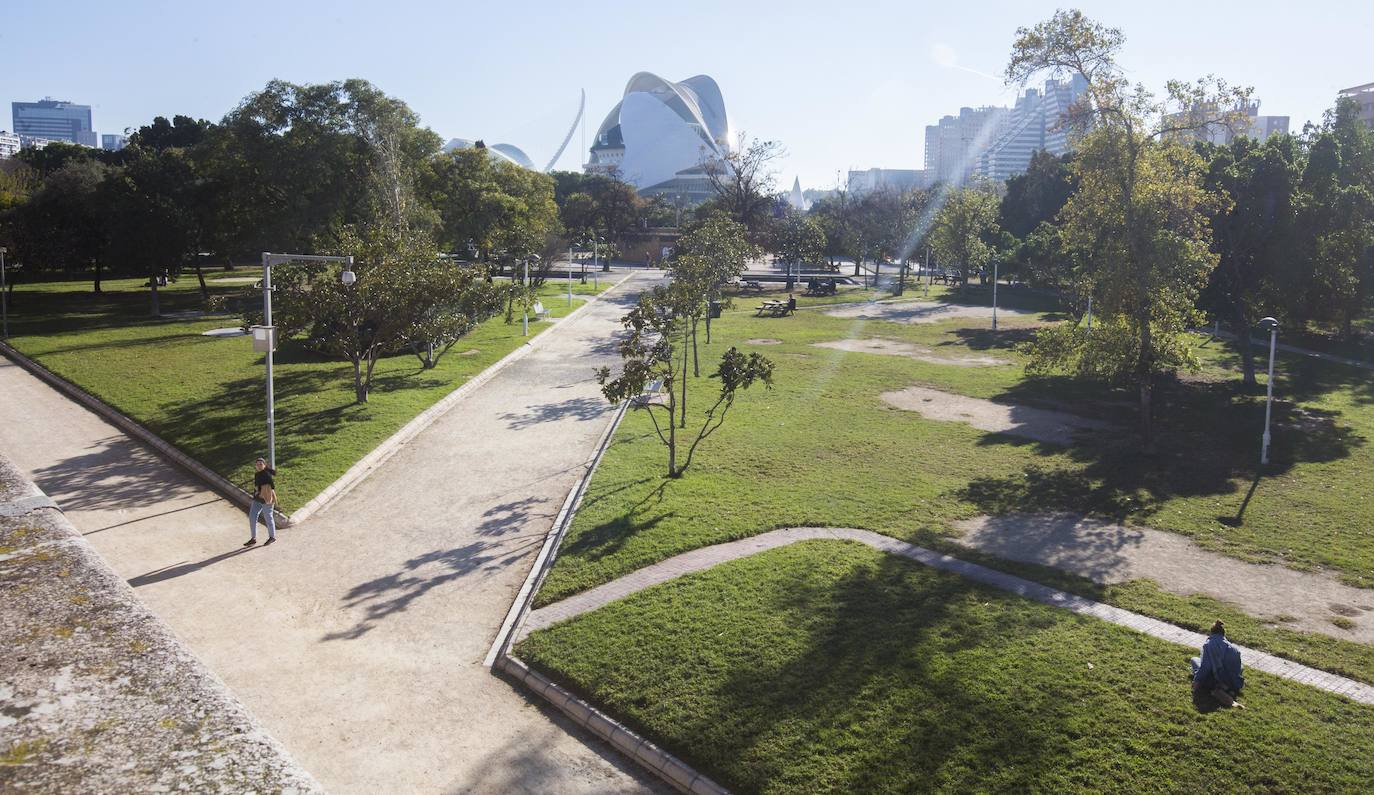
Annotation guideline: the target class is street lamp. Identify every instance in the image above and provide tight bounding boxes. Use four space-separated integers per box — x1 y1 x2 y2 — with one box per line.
991 260 999 332
256 252 355 469
1259 316 1279 466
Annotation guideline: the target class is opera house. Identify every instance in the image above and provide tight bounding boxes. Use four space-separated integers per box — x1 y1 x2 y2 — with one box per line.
587 72 732 203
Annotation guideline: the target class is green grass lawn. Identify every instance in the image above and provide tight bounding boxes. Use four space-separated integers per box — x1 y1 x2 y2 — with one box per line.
534 291 1374 679
5 272 612 512
519 540 1374 794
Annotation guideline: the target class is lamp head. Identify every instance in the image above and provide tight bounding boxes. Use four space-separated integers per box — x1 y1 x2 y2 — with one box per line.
1259 316 1278 330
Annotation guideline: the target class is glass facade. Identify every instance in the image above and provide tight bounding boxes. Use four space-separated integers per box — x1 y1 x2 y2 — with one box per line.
12 99 95 145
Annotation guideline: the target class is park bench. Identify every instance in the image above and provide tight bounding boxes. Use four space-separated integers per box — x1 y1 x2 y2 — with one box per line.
738 279 764 293
532 301 550 320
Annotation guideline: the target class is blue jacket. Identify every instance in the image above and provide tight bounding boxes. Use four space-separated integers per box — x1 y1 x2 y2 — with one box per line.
1196 633 1245 693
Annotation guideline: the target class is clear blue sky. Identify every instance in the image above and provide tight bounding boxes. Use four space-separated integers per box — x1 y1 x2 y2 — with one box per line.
3 0 1369 191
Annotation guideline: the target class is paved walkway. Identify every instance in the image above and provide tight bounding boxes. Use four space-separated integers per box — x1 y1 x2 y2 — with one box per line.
519 527 1374 706
1201 328 1374 371
0 275 665 794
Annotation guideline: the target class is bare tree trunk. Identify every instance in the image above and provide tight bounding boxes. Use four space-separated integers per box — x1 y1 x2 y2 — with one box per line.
666 391 678 476
1232 306 1256 387
194 260 209 301
1139 323 1155 453
692 320 700 377
679 323 690 428
149 280 160 317
352 359 368 404
93 260 102 294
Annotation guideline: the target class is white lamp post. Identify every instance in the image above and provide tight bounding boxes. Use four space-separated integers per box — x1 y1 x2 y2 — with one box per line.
991 260 999 331
1259 316 1279 465
257 252 354 469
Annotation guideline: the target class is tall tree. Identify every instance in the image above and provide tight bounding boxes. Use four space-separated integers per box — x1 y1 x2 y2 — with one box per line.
11 159 110 290
930 184 1002 287
702 134 783 238
770 213 826 290
1009 9 1250 450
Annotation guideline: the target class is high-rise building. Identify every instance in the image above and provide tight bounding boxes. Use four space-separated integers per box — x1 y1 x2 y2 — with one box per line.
977 76 1087 183
1164 100 1290 145
847 168 930 195
0 131 20 159
923 106 1007 186
12 98 97 147
1338 82 1374 130
101 133 128 152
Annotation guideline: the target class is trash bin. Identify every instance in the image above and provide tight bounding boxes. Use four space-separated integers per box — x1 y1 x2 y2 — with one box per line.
708 301 722 319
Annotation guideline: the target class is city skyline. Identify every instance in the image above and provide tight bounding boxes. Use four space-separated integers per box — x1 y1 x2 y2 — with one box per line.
1 0 1369 190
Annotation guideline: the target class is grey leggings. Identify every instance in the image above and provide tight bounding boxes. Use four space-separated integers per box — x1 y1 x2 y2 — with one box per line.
249 500 277 540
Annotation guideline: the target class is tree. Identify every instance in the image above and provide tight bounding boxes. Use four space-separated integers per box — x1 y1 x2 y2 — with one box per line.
1200 134 1301 384
403 263 504 369
770 213 826 290
1009 9 1250 450
11 159 110 290
930 184 1002 287
596 286 774 478
130 115 212 151
999 150 1074 240
102 148 201 315
269 226 449 403
669 215 756 399
702 134 783 238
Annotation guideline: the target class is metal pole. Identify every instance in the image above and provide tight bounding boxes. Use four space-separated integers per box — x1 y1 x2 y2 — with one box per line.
1 247 8 340
1085 295 1093 333
1261 323 1277 465
568 247 573 307
522 258 529 337
261 253 276 470
991 260 999 332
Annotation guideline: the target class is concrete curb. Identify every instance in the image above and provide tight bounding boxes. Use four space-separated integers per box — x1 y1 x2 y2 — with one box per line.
495 655 729 795
288 270 638 524
0 340 290 527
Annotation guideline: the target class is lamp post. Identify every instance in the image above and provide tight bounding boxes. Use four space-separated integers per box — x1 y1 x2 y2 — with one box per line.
1259 316 1279 466
1085 295 1093 334
568 246 574 307
991 260 999 332
1 246 8 340
257 252 354 469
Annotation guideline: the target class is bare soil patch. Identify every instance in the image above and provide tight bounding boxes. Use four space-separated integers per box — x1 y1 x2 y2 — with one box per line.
814 338 1009 367
747 338 783 345
955 513 1374 644
880 385 1114 445
823 299 1045 325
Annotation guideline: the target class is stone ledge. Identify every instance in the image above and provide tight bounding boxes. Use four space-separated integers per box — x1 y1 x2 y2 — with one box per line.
0 453 321 793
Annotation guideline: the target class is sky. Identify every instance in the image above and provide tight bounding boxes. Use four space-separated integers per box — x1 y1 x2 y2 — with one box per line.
3 0 1370 192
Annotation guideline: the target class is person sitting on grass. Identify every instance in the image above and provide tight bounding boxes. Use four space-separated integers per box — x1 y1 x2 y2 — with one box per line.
1191 620 1245 709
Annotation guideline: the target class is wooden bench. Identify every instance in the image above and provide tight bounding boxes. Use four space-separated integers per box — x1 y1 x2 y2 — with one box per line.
754 299 795 317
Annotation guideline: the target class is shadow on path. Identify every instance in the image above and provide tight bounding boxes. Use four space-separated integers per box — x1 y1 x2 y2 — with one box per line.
128 547 255 587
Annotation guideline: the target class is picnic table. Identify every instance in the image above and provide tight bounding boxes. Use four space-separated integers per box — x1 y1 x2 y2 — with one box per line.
738 279 765 293
755 298 796 317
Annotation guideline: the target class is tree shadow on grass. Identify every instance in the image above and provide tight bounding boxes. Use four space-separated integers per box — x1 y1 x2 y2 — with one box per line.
561 482 671 563
323 535 543 641
941 325 1040 353
957 374 1365 526
659 549 1066 792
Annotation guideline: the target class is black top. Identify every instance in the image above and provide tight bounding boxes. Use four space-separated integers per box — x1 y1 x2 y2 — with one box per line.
253 468 275 500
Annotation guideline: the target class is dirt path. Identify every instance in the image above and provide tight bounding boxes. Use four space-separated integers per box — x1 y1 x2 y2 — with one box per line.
955 514 1374 643
823 298 1044 325
881 385 1114 445
518 527 1374 704
814 338 1010 366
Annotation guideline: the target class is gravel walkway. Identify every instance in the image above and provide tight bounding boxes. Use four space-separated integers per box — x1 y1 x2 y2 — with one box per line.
956 513 1373 642
520 528 1374 706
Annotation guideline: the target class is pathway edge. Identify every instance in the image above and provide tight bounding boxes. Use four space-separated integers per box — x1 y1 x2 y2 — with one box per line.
289 270 637 523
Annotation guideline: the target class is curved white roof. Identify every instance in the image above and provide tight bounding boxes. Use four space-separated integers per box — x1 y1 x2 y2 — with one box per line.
590 72 732 190
442 138 535 169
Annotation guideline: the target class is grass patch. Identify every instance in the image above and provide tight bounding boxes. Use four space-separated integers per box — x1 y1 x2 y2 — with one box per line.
6 272 612 512
519 540 1374 794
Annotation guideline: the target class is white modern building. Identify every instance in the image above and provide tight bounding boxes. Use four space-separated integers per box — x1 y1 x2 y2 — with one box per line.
442 138 535 169
1165 100 1290 145
1338 82 1374 130
847 168 930 195
587 72 731 203
977 76 1087 183
787 177 807 211
101 133 128 152
0 130 19 159
12 98 97 147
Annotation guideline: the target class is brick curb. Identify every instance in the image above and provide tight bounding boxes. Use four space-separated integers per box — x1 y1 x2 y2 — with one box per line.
524 527 1374 707
0 340 290 527
495 655 729 795
288 270 638 524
